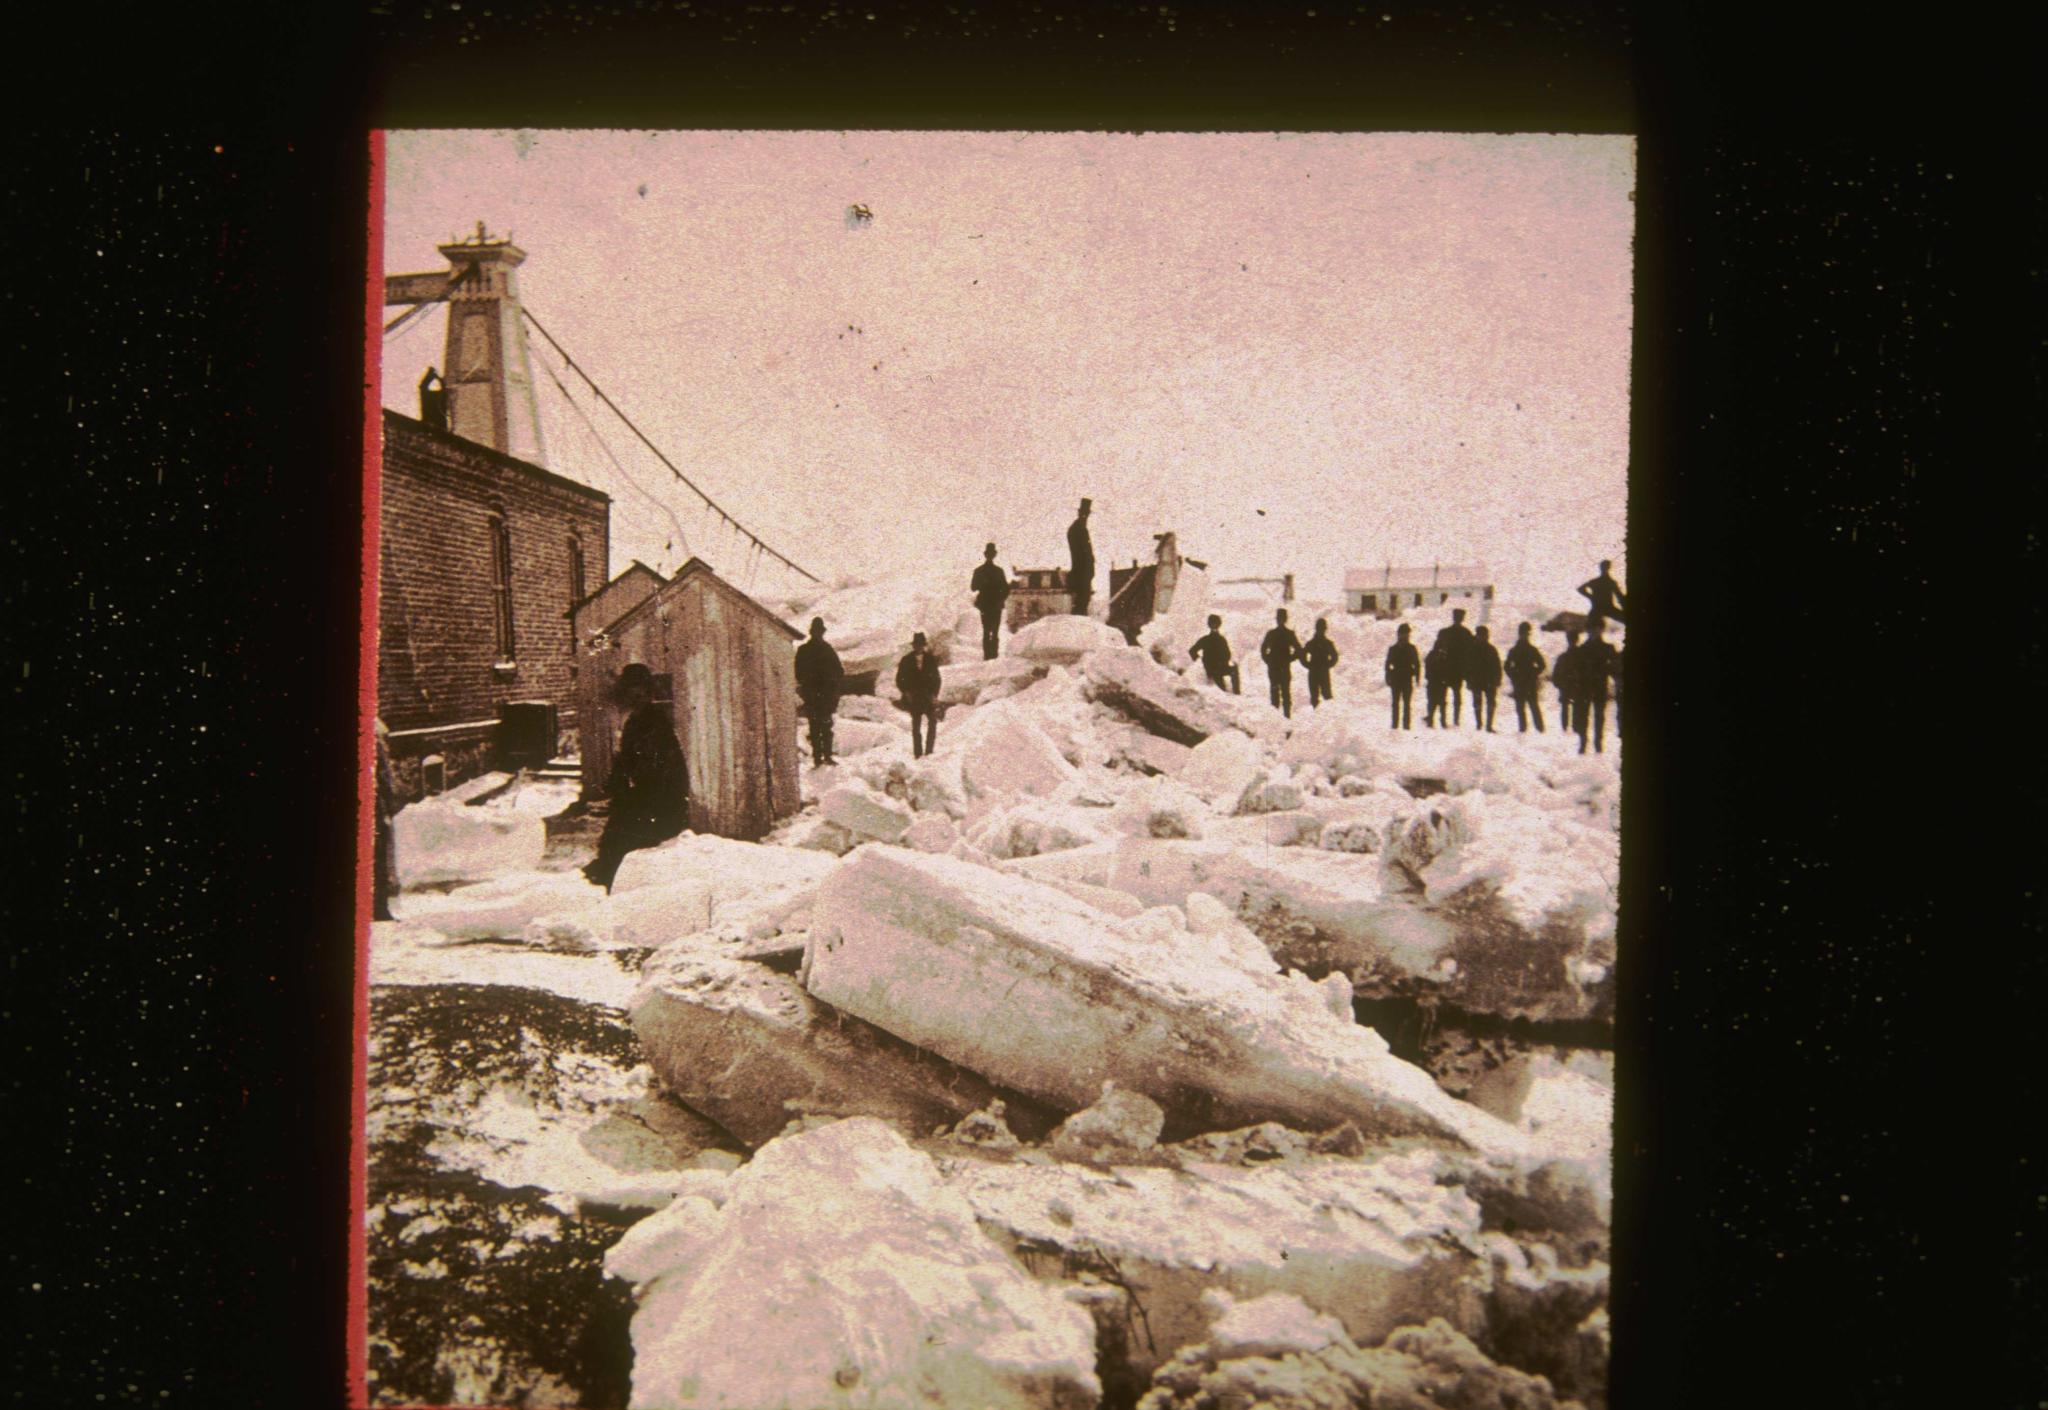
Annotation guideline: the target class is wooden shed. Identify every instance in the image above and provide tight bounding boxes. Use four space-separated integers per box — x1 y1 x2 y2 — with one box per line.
578 557 803 841
570 561 670 797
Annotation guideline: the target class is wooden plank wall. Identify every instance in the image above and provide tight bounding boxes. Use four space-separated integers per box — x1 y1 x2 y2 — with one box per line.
604 576 801 841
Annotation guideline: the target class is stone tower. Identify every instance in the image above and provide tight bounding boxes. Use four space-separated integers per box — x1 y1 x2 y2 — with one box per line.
385 222 549 465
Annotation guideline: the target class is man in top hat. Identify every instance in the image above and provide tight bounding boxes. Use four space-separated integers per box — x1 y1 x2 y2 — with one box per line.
1067 497 1095 616
1188 614 1241 693
584 662 690 890
970 543 1012 660
794 617 845 766
895 631 943 758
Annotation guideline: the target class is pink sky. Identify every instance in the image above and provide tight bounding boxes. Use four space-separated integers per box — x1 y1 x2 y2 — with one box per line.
380 130 1632 606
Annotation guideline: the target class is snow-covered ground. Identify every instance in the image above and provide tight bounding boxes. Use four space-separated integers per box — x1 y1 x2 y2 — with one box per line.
368 578 1621 1409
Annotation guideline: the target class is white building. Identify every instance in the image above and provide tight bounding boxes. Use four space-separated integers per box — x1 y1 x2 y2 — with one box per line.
1343 564 1494 617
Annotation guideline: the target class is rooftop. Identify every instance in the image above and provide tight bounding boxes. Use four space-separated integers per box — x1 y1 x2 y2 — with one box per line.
1343 564 1491 592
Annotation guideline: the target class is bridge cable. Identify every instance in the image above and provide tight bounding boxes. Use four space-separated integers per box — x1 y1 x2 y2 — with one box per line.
520 304 819 584
531 344 692 567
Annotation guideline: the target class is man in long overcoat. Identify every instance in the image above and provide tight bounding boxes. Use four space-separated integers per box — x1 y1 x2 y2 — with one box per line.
584 663 689 891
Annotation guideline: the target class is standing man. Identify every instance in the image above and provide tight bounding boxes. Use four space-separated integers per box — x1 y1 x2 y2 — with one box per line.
1189 614 1242 694
970 543 1011 660
1574 620 1620 755
1384 623 1420 730
1577 559 1627 628
1260 607 1305 719
372 716 398 921
1303 618 1340 709
794 617 844 767
584 663 690 891
895 631 943 759
1467 625 1502 733
1553 627 1584 740
1066 497 1095 616
1432 608 1477 727
1423 641 1452 728
1503 622 1548 734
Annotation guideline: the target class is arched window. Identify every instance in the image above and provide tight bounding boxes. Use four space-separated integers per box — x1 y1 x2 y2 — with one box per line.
489 516 515 660
568 538 586 613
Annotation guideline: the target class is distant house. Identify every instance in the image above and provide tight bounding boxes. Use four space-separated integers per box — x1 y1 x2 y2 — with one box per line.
1005 566 1072 631
377 408 610 797
576 557 802 841
1343 564 1494 618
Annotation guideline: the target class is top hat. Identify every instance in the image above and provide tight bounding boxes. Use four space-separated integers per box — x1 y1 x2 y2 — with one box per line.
809 617 826 633
912 631 928 646
613 662 656 700
1078 498 1092 512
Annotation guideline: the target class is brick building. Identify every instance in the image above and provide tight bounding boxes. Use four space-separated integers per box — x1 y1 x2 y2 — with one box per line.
378 408 610 793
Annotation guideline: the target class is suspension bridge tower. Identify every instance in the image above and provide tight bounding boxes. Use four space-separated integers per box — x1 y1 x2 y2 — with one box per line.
385 221 549 466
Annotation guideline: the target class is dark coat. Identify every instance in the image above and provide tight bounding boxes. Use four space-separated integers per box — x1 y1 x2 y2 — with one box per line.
1423 645 1451 688
1504 640 1547 693
1303 635 1340 673
971 560 1011 614
895 649 942 710
1384 641 1421 686
1189 630 1235 674
1578 573 1625 617
1574 640 1619 700
1552 644 1582 699
794 637 844 706
1432 623 1475 681
1260 626 1303 674
1467 640 1503 690
608 703 689 833
1067 518 1095 583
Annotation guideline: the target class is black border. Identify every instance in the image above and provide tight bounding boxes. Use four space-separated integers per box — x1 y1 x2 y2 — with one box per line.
9 3 1999 1407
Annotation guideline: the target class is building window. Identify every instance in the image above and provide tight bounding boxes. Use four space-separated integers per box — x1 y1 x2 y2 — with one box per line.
1484 585 1494 601
1363 594 1377 610
568 538 586 612
489 516 515 660
1414 593 1422 607
1440 593 1448 604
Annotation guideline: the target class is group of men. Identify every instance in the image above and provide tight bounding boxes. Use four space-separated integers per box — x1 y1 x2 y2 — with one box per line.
1188 608 1341 720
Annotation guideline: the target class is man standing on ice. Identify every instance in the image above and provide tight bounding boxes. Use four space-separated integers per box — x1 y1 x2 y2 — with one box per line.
1384 623 1420 729
794 617 844 767
1260 607 1305 718
1423 640 1452 727
1066 498 1095 616
1303 618 1340 709
1577 559 1627 628
1573 620 1620 755
1432 608 1477 727
1467 624 1502 732
1189 614 1242 693
895 631 943 758
584 663 690 891
1504 622 1548 733
970 543 1011 660
1553 626 1584 739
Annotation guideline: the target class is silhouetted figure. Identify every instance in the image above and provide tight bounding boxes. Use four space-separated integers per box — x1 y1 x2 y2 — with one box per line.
1423 643 1452 728
896 631 942 758
1467 625 1502 732
1432 609 1477 726
1503 622 1547 734
1384 624 1420 729
418 367 448 430
794 617 844 767
373 717 398 921
1553 627 1584 738
1577 559 1627 628
584 663 689 891
1189 614 1242 694
1260 608 1304 718
970 543 1011 660
1304 618 1340 709
1067 498 1095 616
1575 621 1620 754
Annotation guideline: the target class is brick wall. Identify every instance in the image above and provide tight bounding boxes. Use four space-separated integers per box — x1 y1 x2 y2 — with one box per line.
378 412 609 733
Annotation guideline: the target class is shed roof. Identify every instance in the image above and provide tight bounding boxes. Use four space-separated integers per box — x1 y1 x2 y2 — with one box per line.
1343 564 1492 592
596 556 804 641
566 560 666 620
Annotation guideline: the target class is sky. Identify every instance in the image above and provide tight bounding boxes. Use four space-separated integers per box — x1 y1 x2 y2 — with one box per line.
380 130 1633 607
